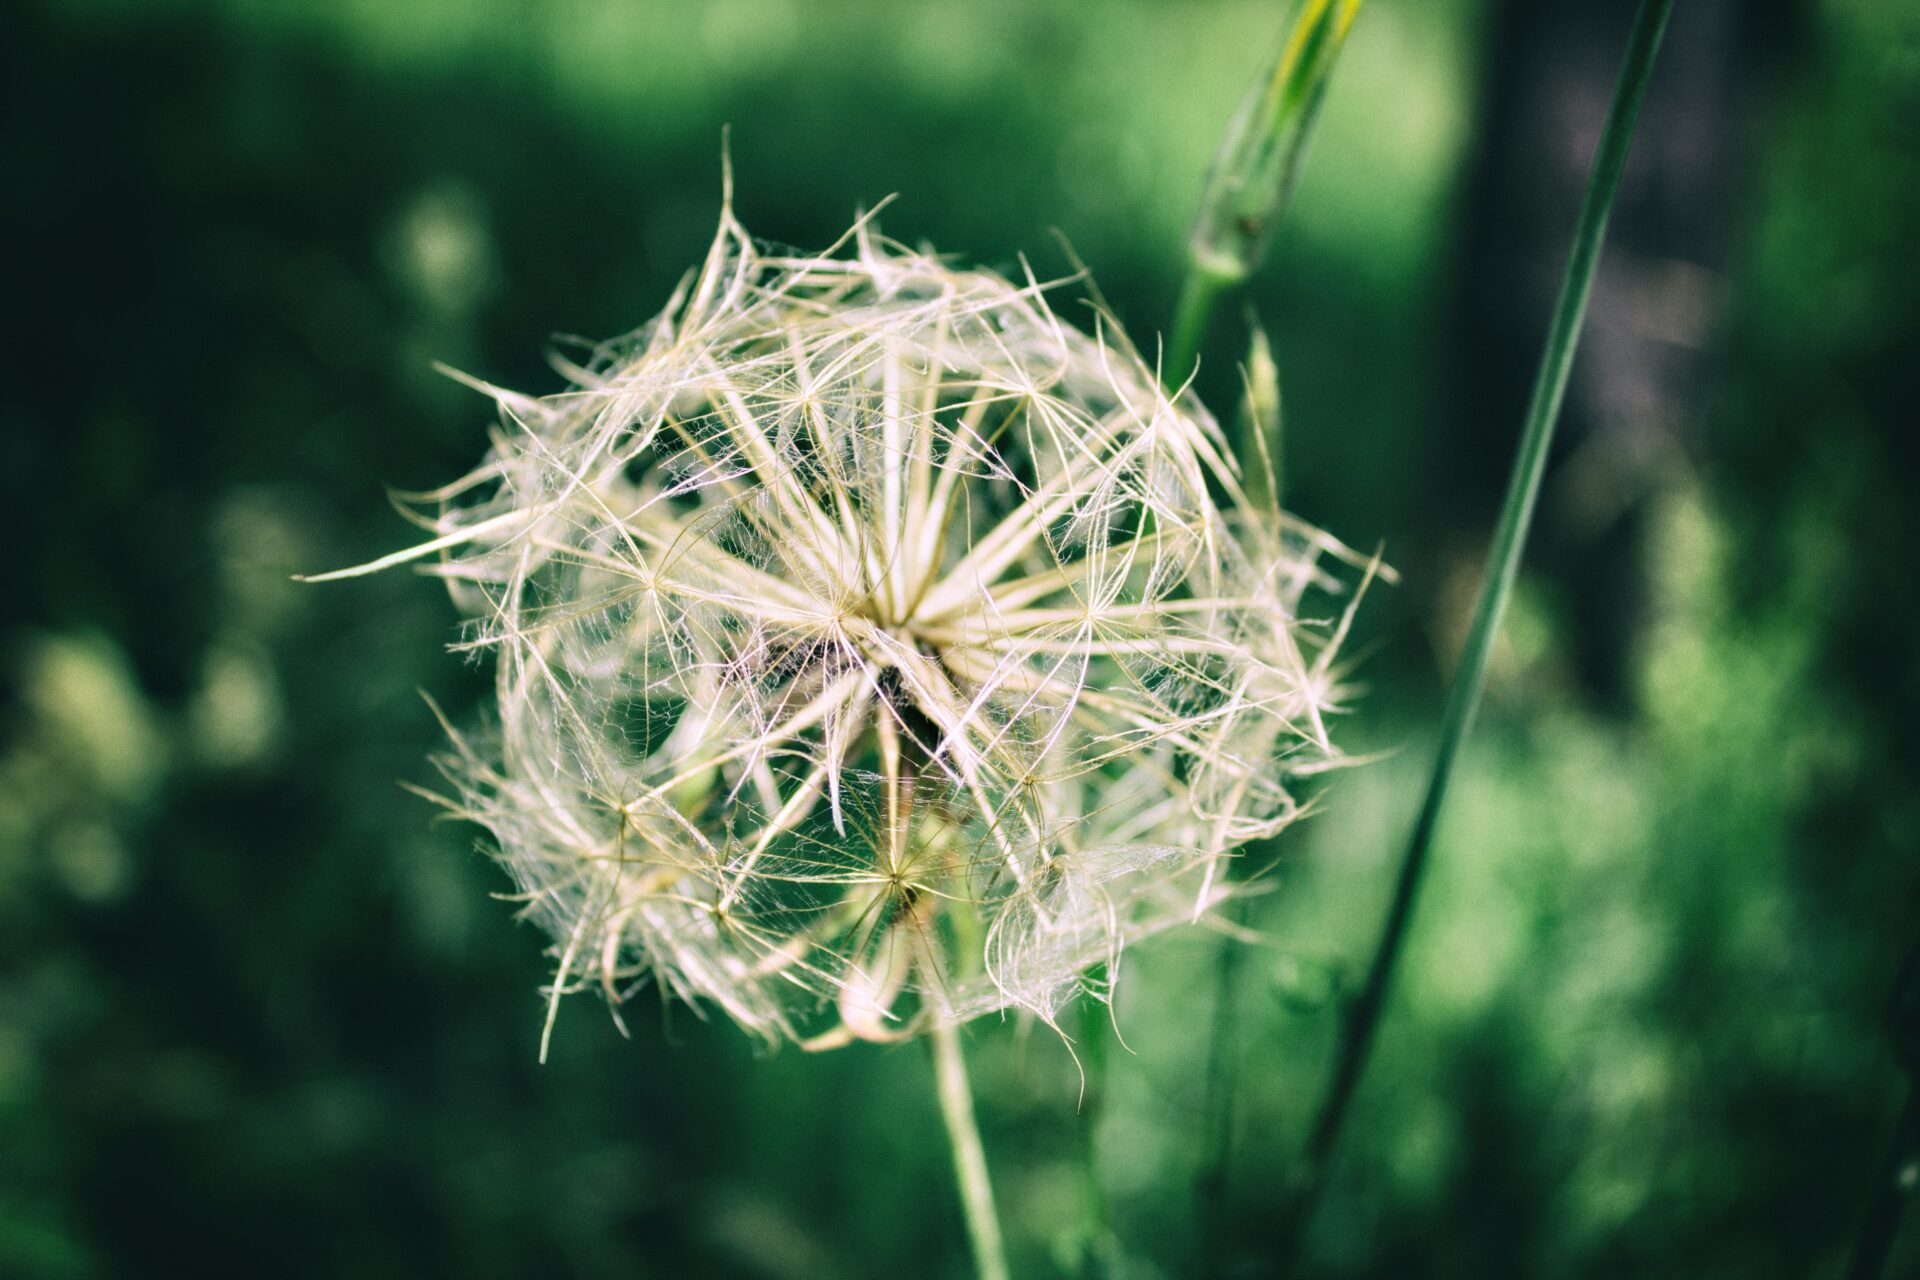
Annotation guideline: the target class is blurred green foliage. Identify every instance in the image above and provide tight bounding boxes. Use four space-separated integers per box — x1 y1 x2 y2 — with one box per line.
2 0 1915 1276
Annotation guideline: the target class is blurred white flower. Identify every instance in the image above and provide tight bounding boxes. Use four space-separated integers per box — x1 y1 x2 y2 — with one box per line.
322 196 1374 1051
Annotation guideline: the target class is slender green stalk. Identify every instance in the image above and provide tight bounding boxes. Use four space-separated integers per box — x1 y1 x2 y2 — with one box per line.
1167 0 1362 388
1166 266 1235 390
1277 0 1674 1254
1193 908 1247 1273
1191 327 1285 1268
932 1019 1010 1280
1073 973 1116 1277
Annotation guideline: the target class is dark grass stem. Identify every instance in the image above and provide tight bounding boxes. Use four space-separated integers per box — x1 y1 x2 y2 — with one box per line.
1276 0 1674 1257
1847 942 1920 1277
1847 1084 1920 1279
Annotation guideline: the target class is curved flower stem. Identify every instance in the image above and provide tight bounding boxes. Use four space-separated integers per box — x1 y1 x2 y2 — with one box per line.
1277 0 1674 1255
932 1018 1010 1280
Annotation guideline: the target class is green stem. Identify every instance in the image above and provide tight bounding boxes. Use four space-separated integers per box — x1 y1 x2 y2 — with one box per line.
1074 972 1115 1276
1165 265 1236 391
1194 902 1247 1273
1278 0 1674 1254
932 1019 1010 1280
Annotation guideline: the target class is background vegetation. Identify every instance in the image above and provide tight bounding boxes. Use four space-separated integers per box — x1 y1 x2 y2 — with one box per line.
3 0 1915 1275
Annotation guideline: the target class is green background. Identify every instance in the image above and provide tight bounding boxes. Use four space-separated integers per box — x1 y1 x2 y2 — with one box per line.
3 0 1916 1275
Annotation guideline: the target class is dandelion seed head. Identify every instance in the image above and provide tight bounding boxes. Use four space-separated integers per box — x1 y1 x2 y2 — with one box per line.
389 201 1372 1049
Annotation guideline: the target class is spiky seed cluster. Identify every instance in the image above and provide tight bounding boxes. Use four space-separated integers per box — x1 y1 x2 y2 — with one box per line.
371 203 1369 1050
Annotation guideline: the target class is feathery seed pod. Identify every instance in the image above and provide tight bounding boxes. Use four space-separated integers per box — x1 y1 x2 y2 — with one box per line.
324 197 1374 1052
